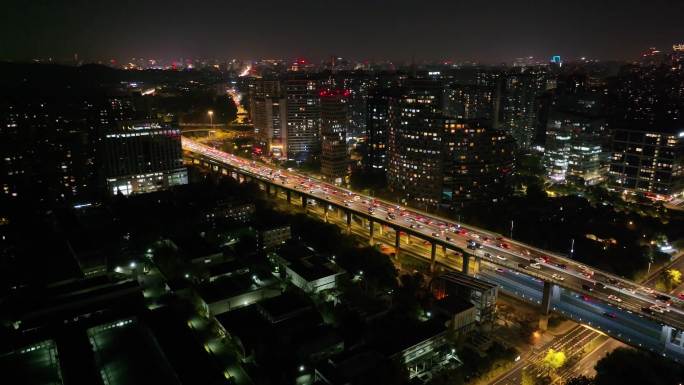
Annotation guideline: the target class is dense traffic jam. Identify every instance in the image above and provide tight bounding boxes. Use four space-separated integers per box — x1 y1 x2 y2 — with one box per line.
183 137 684 328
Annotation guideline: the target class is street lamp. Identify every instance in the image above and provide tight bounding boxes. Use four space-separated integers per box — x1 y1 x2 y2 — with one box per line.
208 110 214 127
570 238 575 259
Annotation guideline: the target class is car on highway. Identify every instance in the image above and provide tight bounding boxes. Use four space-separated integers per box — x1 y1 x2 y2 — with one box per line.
655 294 671 302
603 312 617 319
551 273 565 281
530 263 542 270
639 287 655 295
555 263 567 270
496 255 507 261
649 305 666 314
678 292 684 300
582 284 594 292
608 294 623 303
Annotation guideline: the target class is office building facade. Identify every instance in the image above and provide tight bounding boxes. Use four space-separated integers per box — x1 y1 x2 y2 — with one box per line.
544 113 608 185
284 77 320 159
103 120 187 196
320 89 350 183
441 120 515 207
500 67 548 149
387 80 446 207
609 128 683 199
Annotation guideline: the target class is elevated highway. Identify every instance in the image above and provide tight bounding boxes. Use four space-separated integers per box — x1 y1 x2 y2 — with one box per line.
182 136 684 358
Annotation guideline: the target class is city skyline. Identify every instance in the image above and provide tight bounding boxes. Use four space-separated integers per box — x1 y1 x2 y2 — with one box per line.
2 3 684 383
3 0 684 63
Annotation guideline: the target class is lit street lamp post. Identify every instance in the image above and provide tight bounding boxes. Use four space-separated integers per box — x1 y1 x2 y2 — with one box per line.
208 110 214 127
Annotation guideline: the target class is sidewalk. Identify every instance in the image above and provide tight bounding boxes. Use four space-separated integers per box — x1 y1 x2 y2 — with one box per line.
640 251 683 285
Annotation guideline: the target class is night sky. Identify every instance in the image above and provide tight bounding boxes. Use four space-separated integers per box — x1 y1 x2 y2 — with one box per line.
3 0 684 63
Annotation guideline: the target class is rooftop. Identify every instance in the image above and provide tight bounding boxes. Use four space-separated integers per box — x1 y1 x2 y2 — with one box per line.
257 290 315 324
276 241 343 282
198 273 262 304
434 295 476 315
436 271 497 292
0 340 62 385
87 318 181 385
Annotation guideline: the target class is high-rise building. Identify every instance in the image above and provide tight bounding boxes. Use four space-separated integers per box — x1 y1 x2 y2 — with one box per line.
385 79 515 209
446 84 497 122
500 67 549 149
252 97 287 158
609 128 683 200
544 114 606 185
339 72 373 138
319 89 350 183
248 78 287 157
606 59 684 199
103 120 187 196
0 94 135 204
387 80 446 207
441 120 515 208
284 77 320 159
365 88 397 172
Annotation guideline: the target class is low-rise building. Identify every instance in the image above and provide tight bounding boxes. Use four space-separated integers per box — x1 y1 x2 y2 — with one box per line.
203 201 255 225
431 271 497 324
271 242 345 293
197 271 281 315
433 295 477 336
257 224 291 250
388 320 455 379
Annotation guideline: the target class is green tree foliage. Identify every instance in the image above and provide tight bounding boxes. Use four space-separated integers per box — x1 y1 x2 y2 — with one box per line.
593 347 684 385
542 348 566 370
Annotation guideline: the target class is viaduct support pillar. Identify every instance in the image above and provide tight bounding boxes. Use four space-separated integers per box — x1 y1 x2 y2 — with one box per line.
430 242 437 273
462 254 470 275
539 282 559 330
395 230 401 258
346 211 352 234
286 190 291 204
369 219 375 245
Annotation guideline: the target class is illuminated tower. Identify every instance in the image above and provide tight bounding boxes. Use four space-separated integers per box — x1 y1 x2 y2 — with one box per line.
320 89 350 183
